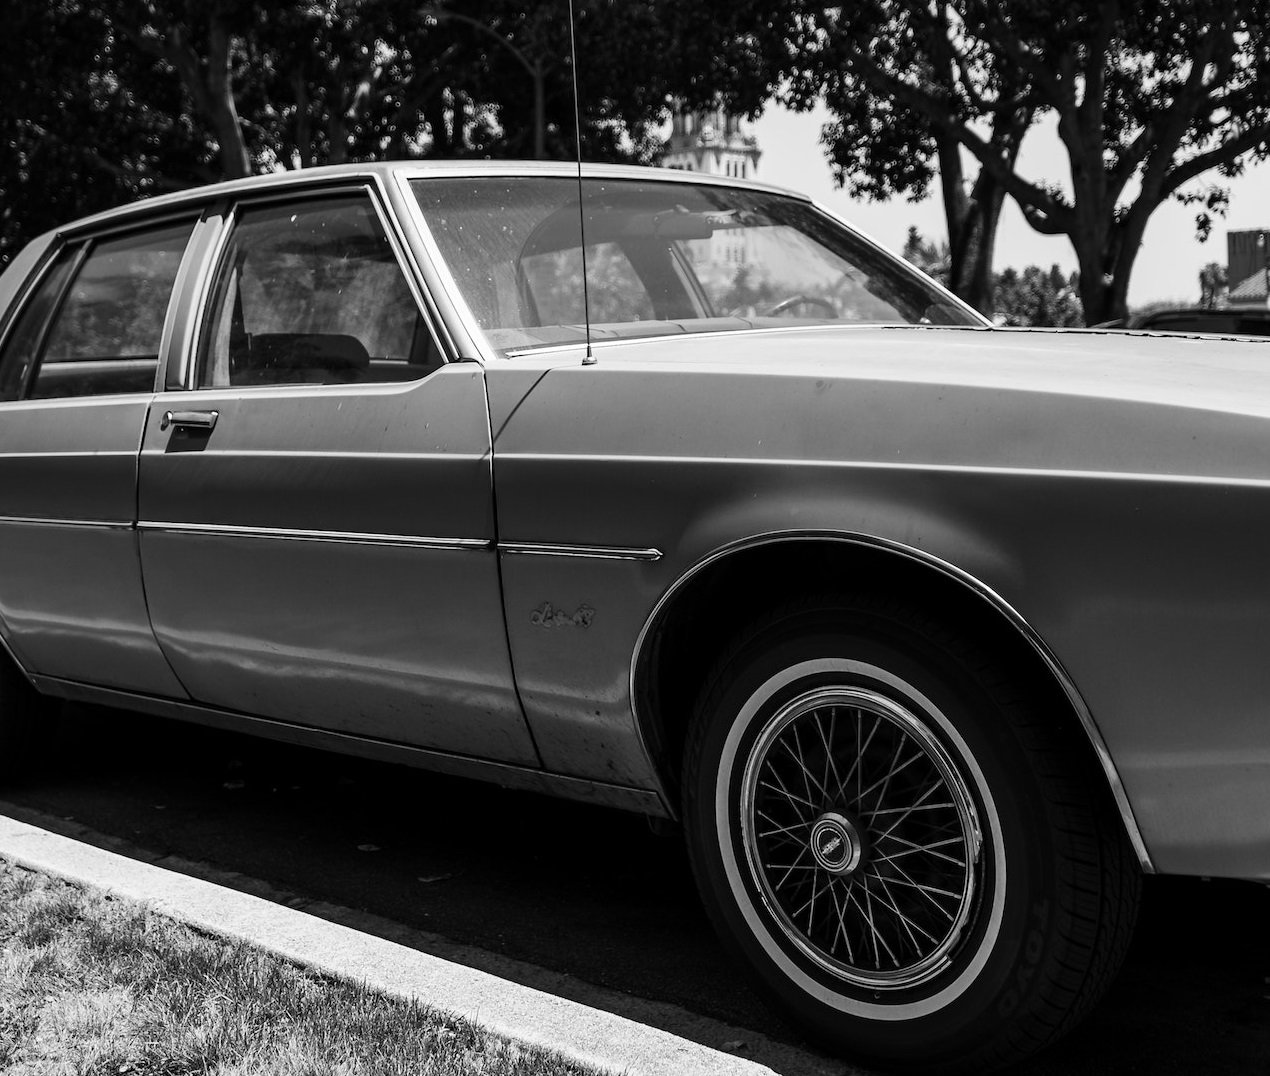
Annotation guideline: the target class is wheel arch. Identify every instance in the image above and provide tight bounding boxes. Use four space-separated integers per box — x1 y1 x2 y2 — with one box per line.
630 531 1153 873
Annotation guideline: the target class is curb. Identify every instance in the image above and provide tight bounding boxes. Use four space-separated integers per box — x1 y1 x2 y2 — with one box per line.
0 813 777 1076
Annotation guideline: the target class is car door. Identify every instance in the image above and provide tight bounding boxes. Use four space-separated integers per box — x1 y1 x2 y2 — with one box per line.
0 215 198 696
136 184 537 764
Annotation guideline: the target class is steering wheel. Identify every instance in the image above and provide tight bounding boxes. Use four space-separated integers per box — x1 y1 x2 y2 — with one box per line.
762 294 838 318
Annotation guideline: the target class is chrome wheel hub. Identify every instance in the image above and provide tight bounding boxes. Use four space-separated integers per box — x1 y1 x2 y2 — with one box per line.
740 685 982 990
809 812 863 875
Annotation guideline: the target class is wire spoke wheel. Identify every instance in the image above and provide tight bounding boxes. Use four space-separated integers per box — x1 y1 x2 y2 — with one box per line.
685 601 1142 1071
740 686 982 989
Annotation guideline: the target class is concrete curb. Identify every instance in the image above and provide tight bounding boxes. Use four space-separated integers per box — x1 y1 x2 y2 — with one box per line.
0 813 775 1076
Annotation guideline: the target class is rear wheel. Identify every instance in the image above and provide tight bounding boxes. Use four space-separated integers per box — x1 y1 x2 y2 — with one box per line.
682 597 1139 1072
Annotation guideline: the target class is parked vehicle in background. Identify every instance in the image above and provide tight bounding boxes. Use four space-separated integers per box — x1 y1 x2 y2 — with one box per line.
1 161 1267 1072
1098 306 1270 336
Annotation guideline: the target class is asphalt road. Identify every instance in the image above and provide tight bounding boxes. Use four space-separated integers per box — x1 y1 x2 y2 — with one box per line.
5 703 1269 1075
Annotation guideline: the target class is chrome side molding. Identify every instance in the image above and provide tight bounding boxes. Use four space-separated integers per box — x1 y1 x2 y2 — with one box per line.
499 542 662 561
136 521 492 551
0 515 131 530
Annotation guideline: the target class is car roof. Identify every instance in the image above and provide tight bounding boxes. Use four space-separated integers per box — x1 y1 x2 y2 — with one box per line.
51 160 811 239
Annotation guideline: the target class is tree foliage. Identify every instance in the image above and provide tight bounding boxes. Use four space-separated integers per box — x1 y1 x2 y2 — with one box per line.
1199 261 1229 308
1 0 799 267
785 1 1270 324
993 264 1084 327
785 3 1031 314
903 228 1082 326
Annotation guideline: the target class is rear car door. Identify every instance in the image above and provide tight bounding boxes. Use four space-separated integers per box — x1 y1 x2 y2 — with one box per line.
0 215 197 696
136 183 536 764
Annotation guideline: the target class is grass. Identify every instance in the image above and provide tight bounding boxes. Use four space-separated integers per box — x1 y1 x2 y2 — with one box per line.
0 860 607 1076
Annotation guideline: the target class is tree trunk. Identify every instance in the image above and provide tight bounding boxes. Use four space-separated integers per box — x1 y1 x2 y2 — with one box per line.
1073 227 1115 324
425 99 450 156
291 71 313 168
945 176 1006 314
205 18 250 179
937 135 1009 315
532 62 546 160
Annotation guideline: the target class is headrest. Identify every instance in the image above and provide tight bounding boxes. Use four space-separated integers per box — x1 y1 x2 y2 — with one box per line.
237 333 370 381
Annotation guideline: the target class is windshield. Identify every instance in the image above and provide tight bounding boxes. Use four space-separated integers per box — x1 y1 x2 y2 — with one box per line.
410 176 981 355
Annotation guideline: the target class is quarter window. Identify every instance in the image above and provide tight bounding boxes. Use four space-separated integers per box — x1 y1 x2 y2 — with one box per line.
198 194 439 388
0 252 78 402
0 220 193 401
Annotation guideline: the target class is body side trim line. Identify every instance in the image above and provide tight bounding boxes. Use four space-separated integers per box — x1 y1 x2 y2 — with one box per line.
499 542 662 561
629 530 1155 873
136 520 491 550
0 515 131 530
499 452 1270 492
31 675 667 816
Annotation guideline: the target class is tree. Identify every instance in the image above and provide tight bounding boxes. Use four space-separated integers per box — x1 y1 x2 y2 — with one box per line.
1199 261 1229 308
901 225 951 287
904 225 1083 325
786 3 1031 313
1 0 807 267
993 264 1084 326
0 1 212 266
108 0 260 180
785 2 1270 325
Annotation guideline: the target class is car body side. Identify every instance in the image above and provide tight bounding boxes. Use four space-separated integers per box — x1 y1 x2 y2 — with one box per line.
487 328 1270 883
0 164 1267 886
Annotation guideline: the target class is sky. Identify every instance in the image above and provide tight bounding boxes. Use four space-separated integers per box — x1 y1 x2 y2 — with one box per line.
752 101 1269 309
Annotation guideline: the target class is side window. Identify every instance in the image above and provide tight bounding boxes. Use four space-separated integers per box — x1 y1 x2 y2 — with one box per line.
25 222 195 400
198 194 440 388
0 252 79 402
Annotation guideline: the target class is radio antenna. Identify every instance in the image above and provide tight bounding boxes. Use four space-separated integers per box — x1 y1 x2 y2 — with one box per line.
567 0 596 364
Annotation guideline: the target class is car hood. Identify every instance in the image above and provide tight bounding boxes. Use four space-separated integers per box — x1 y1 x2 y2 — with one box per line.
598 324 1270 419
506 324 1270 484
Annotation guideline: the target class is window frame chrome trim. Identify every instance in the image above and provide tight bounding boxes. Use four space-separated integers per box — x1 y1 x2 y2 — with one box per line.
371 171 463 363
394 168 989 363
0 238 64 365
179 181 453 393
2 213 203 402
163 208 227 391
3 241 90 402
136 520 492 551
393 170 497 364
629 530 1155 874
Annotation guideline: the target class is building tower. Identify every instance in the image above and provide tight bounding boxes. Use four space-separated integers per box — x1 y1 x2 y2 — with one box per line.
663 107 761 180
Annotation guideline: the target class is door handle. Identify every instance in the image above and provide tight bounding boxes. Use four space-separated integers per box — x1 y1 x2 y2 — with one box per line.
160 409 219 432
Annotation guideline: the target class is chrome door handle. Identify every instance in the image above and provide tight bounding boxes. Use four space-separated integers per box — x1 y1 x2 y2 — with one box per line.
160 409 219 432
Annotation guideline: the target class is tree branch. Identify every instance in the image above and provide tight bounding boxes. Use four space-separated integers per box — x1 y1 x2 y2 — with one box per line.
20 120 194 192
1162 123 1270 199
836 32 1072 231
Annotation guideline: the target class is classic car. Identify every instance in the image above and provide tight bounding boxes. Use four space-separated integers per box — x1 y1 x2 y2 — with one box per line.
0 161 1266 1073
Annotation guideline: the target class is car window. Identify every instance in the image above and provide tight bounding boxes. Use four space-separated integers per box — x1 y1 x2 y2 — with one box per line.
0 221 195 401
411 177 983 355
198 193 440 389
0 251 79 402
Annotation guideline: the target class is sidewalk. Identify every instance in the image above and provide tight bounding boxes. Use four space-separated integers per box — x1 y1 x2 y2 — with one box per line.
0 813 784 1076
